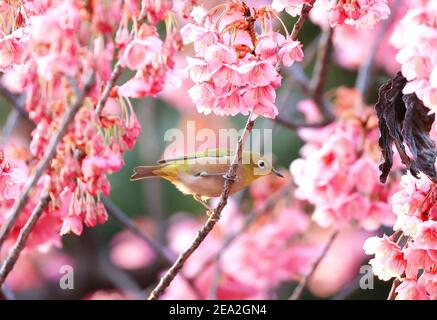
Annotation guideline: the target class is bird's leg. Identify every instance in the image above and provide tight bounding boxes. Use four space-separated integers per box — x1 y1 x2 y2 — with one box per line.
193 194 212 211
193 194 217 219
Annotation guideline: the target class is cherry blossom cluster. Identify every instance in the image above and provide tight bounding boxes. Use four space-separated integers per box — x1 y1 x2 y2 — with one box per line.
0 0 177 245
117 3 181 98
390 0 437 113
273 0 390 29
328 0 390 28
290 89 399 230
162 194 322 299
182 2 304 118
364 171 437 299
309 0 405 74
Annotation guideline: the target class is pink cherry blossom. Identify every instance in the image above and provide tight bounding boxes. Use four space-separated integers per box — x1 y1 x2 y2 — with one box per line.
203 43 237 71
329 0 391 29
395 279 429 300
365 169 437 299
0 168 26 200
413 221 437 250
110 228 156 270
60 216 83 236
272 0 313 17
391 0 437 112
0 151 26 201
255 34 283 65
278 38 304 66
239 60 280 87
0 33 25 72
363 235 407 281
120 37 163 70
420 271 437 300
309 0 406 75
291 89 398 230
241 85 279 118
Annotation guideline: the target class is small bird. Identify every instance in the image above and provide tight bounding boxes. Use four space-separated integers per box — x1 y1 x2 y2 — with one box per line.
130 149 283 210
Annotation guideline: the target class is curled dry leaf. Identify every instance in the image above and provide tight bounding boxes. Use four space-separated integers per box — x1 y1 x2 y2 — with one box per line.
375 72 437 183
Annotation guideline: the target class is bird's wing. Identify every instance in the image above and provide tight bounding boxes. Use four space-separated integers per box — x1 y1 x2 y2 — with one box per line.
157 148 234 164
194 171 227 177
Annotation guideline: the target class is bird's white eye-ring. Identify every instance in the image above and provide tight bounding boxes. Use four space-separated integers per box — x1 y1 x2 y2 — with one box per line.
257 160 265 168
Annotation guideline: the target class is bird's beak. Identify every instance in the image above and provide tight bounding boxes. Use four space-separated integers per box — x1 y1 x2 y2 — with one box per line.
272 168 284 178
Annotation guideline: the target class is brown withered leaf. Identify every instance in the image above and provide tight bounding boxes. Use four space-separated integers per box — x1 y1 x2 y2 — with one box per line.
375 72 437 183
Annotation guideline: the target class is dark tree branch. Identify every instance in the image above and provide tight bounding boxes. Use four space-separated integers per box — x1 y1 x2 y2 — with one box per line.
355 0 400 98
95 61 123 115
290 1 316 41
1 110 20 144
97 252 144 298
387 278 401 300
0 193 50 287
289 230 339 300
0 284 15 300
278 26 335 132
0 80 29 121
310 27 333 109
103 197 176 262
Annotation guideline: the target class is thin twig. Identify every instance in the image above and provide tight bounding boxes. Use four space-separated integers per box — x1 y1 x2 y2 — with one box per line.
287 64 312 96
98 252 144 299
0 284 15 300
0 72 95 249
290 1 315 41
310 27 333 108
0 81 28 121
1 109 20 145
279 25 335 131
0 193 50 287
103 197 176 263
289 230 339 300
355 0 400 98
95 61 123 114
147 116 256 300
387 278 401 300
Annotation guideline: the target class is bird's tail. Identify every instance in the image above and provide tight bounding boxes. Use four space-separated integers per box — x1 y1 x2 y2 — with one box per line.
130 166 162 181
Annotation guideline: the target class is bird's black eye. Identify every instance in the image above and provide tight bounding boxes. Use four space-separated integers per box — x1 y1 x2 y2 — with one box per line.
258 160 265 168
